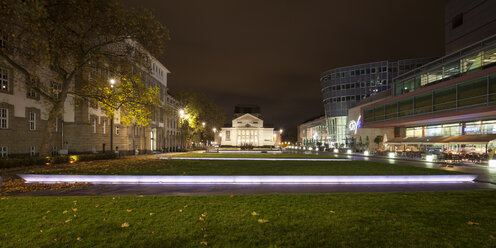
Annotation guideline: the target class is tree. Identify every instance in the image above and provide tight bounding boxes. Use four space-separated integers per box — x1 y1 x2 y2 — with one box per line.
0 0 169 155
374 135 383 149
78 74 161 151
175 91 225 146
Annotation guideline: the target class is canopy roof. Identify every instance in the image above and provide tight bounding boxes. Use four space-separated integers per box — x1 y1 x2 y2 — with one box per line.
385 135 496 145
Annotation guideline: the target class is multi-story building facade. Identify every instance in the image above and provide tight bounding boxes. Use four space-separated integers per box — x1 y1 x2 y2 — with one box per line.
351 34 496 154
297 115 327 145
0 39 182 156
320 58 432 147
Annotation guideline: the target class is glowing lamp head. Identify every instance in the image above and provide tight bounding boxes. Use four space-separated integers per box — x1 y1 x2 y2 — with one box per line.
388 152 395 158
333 149 338 153
213 128 217 132
202 122 205 127
179 109 185 118
363 151 370 156
347 149 352 154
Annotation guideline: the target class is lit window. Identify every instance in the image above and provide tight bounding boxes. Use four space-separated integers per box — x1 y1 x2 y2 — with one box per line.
116 126 120 135
92 118 97 133
29 112 36 131
103 119 106 134
0 108 7 129
0 146 7 158
0 67 9 92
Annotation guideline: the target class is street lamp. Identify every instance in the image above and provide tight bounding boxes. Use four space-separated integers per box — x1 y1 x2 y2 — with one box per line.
108 78 116 154
179 109 185 118
279 129 283 134
213 127 217 132
202 122 206 127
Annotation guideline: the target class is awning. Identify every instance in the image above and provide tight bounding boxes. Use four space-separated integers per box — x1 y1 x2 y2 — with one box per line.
385 135 496 145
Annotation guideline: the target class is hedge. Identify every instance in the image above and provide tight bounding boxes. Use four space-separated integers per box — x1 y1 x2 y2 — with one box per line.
0 153 118 169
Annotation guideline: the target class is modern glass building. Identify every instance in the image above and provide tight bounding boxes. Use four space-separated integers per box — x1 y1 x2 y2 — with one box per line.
358 34 496 155
320 58 432 146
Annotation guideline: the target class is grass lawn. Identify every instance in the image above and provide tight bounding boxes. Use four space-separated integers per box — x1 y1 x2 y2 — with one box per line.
168 152 339 159
0 191 495 247
29 158 461 176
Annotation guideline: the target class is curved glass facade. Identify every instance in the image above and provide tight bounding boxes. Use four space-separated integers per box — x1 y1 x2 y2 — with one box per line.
320 58 431 145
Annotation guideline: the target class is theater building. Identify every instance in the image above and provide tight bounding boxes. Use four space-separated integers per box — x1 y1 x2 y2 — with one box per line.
217 105 279 147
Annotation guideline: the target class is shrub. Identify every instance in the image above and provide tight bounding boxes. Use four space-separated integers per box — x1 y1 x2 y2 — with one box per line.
0 153 118 169
77 153 118 162
0 156 48 168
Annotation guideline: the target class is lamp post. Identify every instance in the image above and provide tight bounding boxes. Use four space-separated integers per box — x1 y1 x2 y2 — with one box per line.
201 121 206 146
109 79 115 154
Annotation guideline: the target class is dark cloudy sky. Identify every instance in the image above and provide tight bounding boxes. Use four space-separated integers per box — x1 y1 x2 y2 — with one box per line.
123 0 447 139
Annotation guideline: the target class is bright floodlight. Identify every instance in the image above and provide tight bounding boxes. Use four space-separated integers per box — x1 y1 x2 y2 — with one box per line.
202 122 206 127
179 109 185 118
109 79 115 84
426 155 434 162
347 149 352 154
213 128 217 132
333 149 338 153
279 129 283 134
364 151 370 156
388 152 395 158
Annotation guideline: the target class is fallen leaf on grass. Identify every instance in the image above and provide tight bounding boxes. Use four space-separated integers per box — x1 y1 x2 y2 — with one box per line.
251 211 259 216
40 230 43 233
184 205 188 208
149 212 155 216
201 227 207 231
229 194 235 198
258 219 269 223
95 204 100 208
201 213 207 217
103 217 108 221
126 209 133 213
200 241 208 246
467 221 479 225
42 216 47 220
178 209 183 213
46 210 51 213
121 222 130 228
489 235 495 240
62 210 68 214
65 219 72 223
329 211 335 214
72 208 77 212
77 237 83 241
199 217 205 221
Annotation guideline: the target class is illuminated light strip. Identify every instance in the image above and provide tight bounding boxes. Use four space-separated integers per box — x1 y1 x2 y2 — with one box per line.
18 174 477 185
160 157 352 162
216 151 282 154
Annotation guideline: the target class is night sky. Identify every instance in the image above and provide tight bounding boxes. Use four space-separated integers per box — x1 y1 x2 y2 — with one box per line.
123 0 448 139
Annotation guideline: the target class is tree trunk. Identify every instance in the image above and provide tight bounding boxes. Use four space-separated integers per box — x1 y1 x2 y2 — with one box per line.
39 77 72 156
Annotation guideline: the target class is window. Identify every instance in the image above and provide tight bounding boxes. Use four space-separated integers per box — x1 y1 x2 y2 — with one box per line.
0 67 9 92
92 118 96 133
27 77 39 98
0 108 7 129
50 81 61 99
452 13 463 29
115 126 120 135
226 130 231 141
30 146 36 156
0 146 7 158
55 117 58 132
29 112 36 131
103 119 106 134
